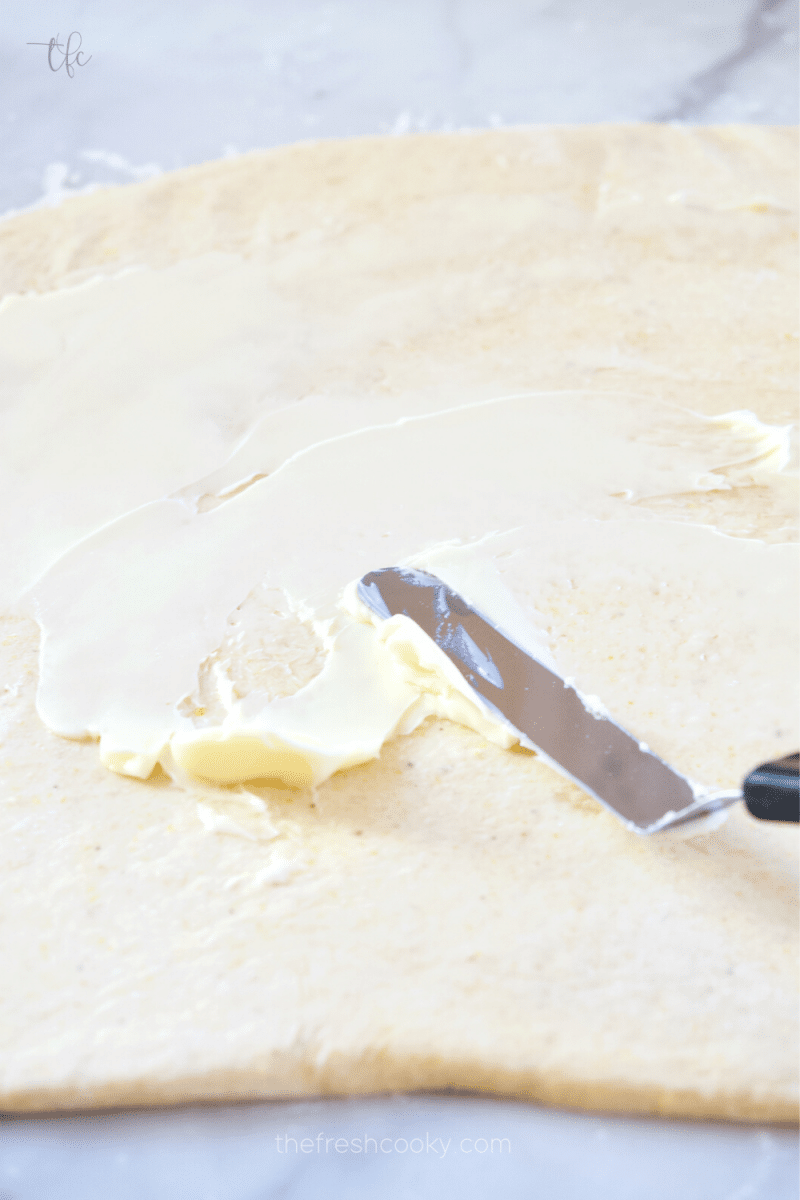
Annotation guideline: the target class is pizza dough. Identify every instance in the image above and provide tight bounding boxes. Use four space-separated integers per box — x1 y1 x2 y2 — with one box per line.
0 126 797 1120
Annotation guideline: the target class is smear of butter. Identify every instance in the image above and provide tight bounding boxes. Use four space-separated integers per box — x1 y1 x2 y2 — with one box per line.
25 390 797 793
707 410 797 480
195 802 260 840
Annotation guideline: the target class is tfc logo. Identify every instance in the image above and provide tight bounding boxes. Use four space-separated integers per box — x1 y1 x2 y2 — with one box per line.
28 31 92 77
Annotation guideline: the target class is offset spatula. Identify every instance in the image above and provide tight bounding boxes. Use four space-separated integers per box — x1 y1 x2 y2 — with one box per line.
358 568 800 835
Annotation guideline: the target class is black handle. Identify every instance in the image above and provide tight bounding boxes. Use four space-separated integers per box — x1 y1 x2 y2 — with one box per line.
743 753 800 823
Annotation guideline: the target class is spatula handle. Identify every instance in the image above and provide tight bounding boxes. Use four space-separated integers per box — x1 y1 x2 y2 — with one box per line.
743 753 800 822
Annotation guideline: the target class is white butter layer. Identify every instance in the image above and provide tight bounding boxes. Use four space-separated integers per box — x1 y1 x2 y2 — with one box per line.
0 257 307 607
25 386 797 792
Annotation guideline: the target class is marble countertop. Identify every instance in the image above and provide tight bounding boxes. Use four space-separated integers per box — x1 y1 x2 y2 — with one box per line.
2 1096 799 1200
1 2 798 1197
2 0 797 217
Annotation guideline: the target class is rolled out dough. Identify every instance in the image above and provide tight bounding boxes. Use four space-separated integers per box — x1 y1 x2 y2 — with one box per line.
0 126 797 1120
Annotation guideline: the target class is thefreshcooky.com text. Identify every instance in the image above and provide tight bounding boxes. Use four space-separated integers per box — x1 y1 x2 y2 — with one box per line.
275 1133 510 1157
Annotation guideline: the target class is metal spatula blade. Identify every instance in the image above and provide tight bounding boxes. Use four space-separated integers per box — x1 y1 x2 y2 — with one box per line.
357 567 796 834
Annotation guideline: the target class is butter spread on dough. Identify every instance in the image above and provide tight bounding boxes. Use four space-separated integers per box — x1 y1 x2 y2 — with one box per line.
24 382 795 796
0 127 797 1124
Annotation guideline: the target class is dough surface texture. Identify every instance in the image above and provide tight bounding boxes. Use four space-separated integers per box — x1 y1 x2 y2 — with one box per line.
0 126 797 1120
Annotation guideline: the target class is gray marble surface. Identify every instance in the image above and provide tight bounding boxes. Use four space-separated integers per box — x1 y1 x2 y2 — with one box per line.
2 0 798 217
2 1096 799 1200
1 2 798 1197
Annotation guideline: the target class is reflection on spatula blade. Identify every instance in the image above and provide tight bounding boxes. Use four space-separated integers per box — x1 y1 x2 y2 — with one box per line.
357 567 747 835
